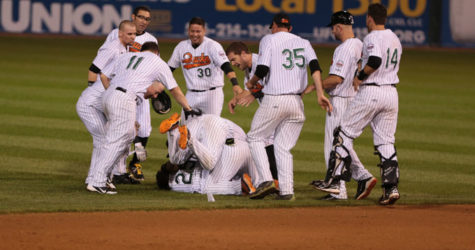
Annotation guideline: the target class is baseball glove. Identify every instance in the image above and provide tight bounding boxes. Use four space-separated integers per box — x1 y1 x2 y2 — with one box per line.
151 91 172 114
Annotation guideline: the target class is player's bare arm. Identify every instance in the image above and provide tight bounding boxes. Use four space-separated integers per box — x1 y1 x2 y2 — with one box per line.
221 63 243 95
312 70 333 112
245 74 261 90
323 75 344 89
169 86 193 111
302 83 316 96
100 73 110 89
88 71 97 83
353 56 380 90
88 63 101 84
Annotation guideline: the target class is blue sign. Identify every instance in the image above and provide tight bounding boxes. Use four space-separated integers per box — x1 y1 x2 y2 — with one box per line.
0 0 430 45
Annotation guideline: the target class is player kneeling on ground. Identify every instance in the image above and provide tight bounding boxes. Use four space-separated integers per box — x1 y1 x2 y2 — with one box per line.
156 113 259 195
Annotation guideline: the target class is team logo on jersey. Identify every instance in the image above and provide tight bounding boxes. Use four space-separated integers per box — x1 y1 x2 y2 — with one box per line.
367 43 374 51
129 42 142 52
182 52 211 69
336 60 344 67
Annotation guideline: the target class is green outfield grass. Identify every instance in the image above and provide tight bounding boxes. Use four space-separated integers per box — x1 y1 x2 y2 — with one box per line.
0 35 474 213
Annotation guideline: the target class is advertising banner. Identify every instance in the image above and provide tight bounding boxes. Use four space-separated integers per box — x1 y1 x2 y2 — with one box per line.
441 0 475 47
0 0 430 46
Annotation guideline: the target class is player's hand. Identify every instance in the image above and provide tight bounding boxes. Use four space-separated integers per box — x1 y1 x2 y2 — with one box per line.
318 95 333 113
353 77 362 91
236 90 255 107
232 85 243 96
135 142 147 162
228 96 238 114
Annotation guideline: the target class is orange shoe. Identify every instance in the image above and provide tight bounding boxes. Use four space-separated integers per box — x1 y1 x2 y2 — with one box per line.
178 125 188 149
241 173 256 195
274 179 279 190
159 113 180 134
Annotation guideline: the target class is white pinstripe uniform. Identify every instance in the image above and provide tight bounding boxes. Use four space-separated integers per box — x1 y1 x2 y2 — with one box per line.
324 38 373 199
338 29 402 176
88 51 178 188
168 37 229 120
248 32 316 196
166 115 260 194
76 39 127 185
244 53 274 146
103 29 158 176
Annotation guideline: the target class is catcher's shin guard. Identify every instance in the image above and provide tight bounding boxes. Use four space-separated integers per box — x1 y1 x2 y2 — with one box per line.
375 146 399 187
325 127 352 185
265 145 278 180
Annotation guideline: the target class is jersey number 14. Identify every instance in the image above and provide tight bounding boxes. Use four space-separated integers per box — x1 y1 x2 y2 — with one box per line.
385 48 399 69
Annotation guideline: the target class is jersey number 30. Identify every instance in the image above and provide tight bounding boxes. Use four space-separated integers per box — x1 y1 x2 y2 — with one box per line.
197 67 211 77
282 48 305 70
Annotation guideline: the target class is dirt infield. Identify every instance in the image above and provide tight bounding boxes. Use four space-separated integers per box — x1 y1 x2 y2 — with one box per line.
1 205 474 250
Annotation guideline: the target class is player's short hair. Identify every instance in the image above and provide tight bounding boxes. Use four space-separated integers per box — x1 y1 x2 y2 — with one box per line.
133 6 151 16
368 3 387 25
119 20 135 30
141 42 159 53
189 17 206 27
225 42 250 56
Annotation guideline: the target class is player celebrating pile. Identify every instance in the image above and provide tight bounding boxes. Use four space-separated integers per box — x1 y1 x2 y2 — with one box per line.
312 3 402 205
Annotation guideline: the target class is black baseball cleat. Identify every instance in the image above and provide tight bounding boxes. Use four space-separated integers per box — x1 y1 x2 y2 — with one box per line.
275 194 295 201
249 181 279 199
128 163 145 181
355 177 377 200
379 186 400 205
112 173 141 184
310 179 340 194
86 184 117 195
319 194 345 201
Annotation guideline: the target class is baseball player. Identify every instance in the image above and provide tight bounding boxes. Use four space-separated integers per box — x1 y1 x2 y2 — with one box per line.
102 6 158 183
313 4 402 205
237 13 331 200
76 20 136 188
86 42 195 194
307 11 376 200
225 41 279 188
168 17 242 121
156 113 260 195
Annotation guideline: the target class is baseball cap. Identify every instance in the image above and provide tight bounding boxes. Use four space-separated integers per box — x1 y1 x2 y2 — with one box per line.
269 12 291 29
327 11 354 27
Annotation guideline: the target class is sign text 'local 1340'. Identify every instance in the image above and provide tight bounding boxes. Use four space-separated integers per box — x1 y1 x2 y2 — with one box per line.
215 0 426 17
0 0 429 45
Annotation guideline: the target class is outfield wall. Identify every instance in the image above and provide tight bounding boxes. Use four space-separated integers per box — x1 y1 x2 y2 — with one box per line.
0 0 473 47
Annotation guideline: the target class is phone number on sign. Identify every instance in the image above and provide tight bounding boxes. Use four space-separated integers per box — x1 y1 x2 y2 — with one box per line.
184 23 271 39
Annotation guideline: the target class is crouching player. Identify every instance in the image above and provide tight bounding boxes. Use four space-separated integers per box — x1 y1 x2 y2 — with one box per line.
156 113 259 195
